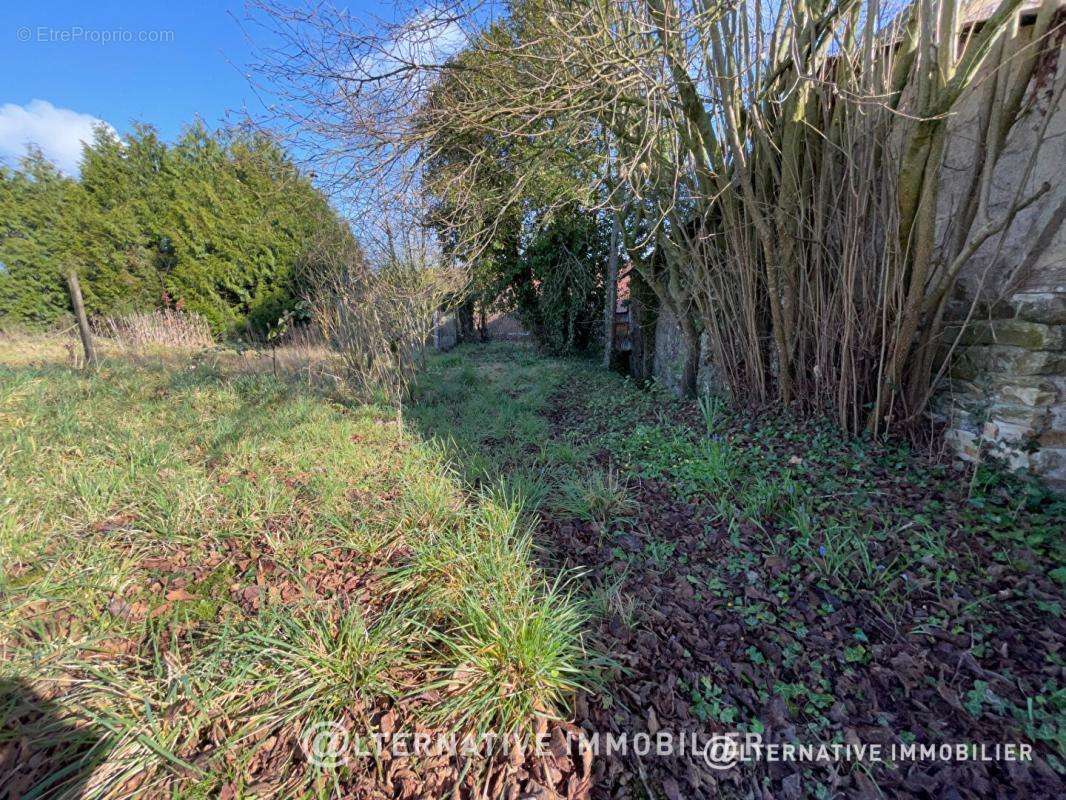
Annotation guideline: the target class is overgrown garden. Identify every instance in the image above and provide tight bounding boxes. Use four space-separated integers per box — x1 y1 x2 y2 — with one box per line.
256 0 1064 434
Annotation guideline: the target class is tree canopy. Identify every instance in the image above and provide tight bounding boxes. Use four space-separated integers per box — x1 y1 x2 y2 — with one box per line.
0 123 349 334
420 10 610 353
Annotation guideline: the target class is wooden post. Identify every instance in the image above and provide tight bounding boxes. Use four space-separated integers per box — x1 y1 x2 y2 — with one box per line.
602 213 620 369
66 269 97 368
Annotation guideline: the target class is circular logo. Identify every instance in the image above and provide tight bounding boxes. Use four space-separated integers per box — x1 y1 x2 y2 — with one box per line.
301 720 350 768
17 27 32 42
702 733 740 770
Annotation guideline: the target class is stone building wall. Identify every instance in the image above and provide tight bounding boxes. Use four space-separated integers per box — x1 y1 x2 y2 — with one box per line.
932 20 1066 486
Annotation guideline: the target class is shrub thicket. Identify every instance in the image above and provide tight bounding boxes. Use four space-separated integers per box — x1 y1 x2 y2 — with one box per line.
503 210 607 355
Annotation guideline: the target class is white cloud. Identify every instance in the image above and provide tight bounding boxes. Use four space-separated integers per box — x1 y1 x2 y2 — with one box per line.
0 99 115 174
359 8 469 89
384 9 468 69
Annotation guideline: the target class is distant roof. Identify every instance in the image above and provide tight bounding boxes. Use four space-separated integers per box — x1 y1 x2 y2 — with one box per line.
962 0 1060 26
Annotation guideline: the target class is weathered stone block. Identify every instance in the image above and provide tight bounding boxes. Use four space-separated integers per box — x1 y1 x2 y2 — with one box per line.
951 424 1033 470
987 403 1049 431
1000 449 1032 472
950 407 981 429
995 377 1059 407
940 376 1058 408
943 428 981 460
1049 403 1066 430
1039 429 1066 448
1013 292 1066 325
950 346 1066 379
945 320 1065 350
981 419 1036 443
1029 448 1066 487
938 406 978 432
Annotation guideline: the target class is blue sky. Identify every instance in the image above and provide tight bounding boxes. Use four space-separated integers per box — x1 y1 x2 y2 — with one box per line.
0 1 385 173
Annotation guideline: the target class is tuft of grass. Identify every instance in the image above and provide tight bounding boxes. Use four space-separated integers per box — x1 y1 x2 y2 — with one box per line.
738 471 800 523
241 601 428 717
585 569 637 626
393 491 533 608
425 576 591 736
556 468 636 525
698 394 726 434
483 471 551 515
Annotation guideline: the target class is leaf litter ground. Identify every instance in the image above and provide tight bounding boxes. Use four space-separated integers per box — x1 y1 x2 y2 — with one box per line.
410 343 1065 800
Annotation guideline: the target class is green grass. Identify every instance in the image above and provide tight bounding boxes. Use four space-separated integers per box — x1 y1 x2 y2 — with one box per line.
5 338 1064 797
557 468 636 526
0 347 591 798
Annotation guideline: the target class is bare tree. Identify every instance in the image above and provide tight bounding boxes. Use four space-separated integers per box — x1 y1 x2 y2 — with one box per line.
302 223 463 408
249 0 1063 433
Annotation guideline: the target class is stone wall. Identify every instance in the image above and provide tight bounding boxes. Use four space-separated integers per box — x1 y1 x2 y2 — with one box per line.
935 308 1066 483
931 20 1066 486
431 313 458 351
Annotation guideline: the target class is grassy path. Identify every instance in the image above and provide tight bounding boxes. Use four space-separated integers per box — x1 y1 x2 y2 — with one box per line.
411 342 1066 800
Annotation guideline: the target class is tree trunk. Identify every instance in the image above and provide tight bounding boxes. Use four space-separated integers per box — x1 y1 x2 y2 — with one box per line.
66 269 97 368
456 299 477 342
602 213 620 368
627 271 657 383
678 313 700 397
